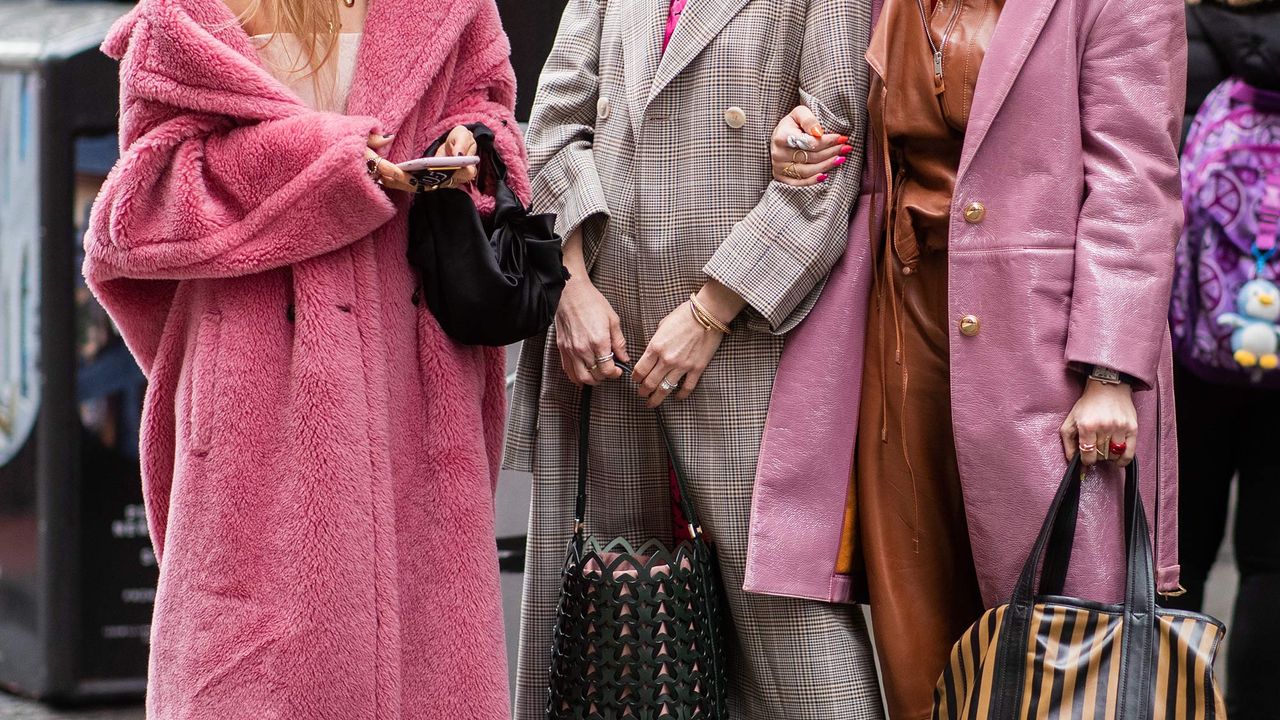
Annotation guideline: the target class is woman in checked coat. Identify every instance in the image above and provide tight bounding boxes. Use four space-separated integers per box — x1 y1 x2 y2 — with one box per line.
505 0 883 717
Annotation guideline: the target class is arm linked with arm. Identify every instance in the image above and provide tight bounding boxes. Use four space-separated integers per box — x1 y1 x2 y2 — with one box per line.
702 0 870 334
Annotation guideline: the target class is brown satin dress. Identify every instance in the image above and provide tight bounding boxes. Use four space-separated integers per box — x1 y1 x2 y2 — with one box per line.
854 0 1003 717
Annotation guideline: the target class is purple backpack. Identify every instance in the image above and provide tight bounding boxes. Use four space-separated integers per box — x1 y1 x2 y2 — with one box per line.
1173 78 1280 387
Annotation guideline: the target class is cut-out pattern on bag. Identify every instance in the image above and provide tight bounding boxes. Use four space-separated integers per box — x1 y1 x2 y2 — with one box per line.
547 375 728 720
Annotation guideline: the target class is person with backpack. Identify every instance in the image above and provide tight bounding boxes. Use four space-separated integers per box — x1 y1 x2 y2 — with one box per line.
1169 1 1280 716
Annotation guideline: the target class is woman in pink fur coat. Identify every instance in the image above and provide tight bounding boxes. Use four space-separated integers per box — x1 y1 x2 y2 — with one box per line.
82 0 526 716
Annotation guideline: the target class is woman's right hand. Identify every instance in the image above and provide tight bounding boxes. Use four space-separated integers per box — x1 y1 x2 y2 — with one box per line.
769 105 852 187
555 273 630 386
364 133 417 192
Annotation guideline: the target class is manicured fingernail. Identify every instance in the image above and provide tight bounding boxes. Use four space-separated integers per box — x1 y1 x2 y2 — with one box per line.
839 145 853 156
817 173 829 182
833 156 847 167
837 135 849 144
383 133 395 138
809 125 825 139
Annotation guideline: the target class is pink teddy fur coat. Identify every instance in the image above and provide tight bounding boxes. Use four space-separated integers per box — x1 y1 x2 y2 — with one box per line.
82 0 528 717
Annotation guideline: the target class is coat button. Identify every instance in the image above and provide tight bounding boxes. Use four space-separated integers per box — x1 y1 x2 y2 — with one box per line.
963 201 986 224
959 314 981 337
597 96 611 120
724 106 747 129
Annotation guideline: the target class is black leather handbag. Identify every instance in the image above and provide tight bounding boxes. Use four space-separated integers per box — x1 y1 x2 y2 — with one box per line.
933 455 1226 719
547 370 729 720
406 123 567 347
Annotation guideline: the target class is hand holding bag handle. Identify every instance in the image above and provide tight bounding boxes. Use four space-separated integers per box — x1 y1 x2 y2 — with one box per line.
989 455 1156 720
574 363 708 546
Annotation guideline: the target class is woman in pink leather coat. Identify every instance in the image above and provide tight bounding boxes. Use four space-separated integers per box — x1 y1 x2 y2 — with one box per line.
746 0 1186 717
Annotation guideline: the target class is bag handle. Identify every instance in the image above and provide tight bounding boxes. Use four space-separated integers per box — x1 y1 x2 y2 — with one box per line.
988 455 1156 720
575 364 707 544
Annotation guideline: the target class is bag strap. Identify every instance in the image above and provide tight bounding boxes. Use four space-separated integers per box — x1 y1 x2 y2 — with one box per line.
989 455 1156 720
575 364 707 545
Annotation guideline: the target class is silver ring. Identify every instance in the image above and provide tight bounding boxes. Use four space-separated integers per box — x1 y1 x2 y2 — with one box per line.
660 379 679 392
594 352 615 364
786 134 816 151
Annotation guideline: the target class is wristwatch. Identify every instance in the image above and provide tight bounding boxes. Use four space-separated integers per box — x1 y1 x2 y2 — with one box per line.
1088 365 1124 385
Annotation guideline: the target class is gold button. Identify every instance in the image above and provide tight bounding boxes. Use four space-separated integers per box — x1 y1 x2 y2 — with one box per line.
963 201 986 224
597 96 611 120
959 314 981 337
724 106 747 129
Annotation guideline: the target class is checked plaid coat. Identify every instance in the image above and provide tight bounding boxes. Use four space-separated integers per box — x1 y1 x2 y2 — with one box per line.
505 0 882 717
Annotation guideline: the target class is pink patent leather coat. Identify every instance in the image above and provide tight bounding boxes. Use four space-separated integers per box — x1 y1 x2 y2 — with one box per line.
745 0 1186 607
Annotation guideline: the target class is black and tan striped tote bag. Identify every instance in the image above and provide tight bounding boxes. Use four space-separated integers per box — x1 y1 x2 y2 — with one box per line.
933 455 1226 720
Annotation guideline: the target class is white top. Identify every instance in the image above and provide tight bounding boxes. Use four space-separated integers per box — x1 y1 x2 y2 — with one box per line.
250 32 362 112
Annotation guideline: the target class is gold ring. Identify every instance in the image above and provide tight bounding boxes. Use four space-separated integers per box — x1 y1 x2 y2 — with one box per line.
792 150 811 165
783 163 800 180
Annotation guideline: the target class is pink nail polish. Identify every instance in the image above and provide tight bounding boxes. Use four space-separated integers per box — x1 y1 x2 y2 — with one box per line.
839 145 853 156
833 156 847 167
817 173 829 182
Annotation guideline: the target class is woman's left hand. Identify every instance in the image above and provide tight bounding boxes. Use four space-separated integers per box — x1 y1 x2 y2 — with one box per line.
434 124 480 188
1059 379 1138 467
633 302 725 408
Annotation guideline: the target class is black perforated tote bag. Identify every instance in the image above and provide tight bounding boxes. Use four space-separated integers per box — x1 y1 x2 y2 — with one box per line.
546 369 729 720
933 455 1226 719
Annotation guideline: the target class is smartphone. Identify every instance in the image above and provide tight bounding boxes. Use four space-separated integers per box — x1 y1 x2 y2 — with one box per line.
396 155 481 173
397 155 480 191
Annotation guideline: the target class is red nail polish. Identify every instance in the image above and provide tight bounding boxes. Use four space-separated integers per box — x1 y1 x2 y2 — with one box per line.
839 145 853 156
817 173 829 182
833 156 847 167
837 135 849 144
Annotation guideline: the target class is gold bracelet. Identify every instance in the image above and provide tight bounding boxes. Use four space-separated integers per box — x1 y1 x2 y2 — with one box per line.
689 293 732 335
688 301 716 332
694 295 732 334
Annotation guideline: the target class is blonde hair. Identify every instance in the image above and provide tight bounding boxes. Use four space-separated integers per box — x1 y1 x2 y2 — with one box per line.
238 0 339 78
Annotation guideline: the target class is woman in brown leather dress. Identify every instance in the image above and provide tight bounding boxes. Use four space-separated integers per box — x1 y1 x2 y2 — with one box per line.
766 0 1184 717
774 3 999 716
